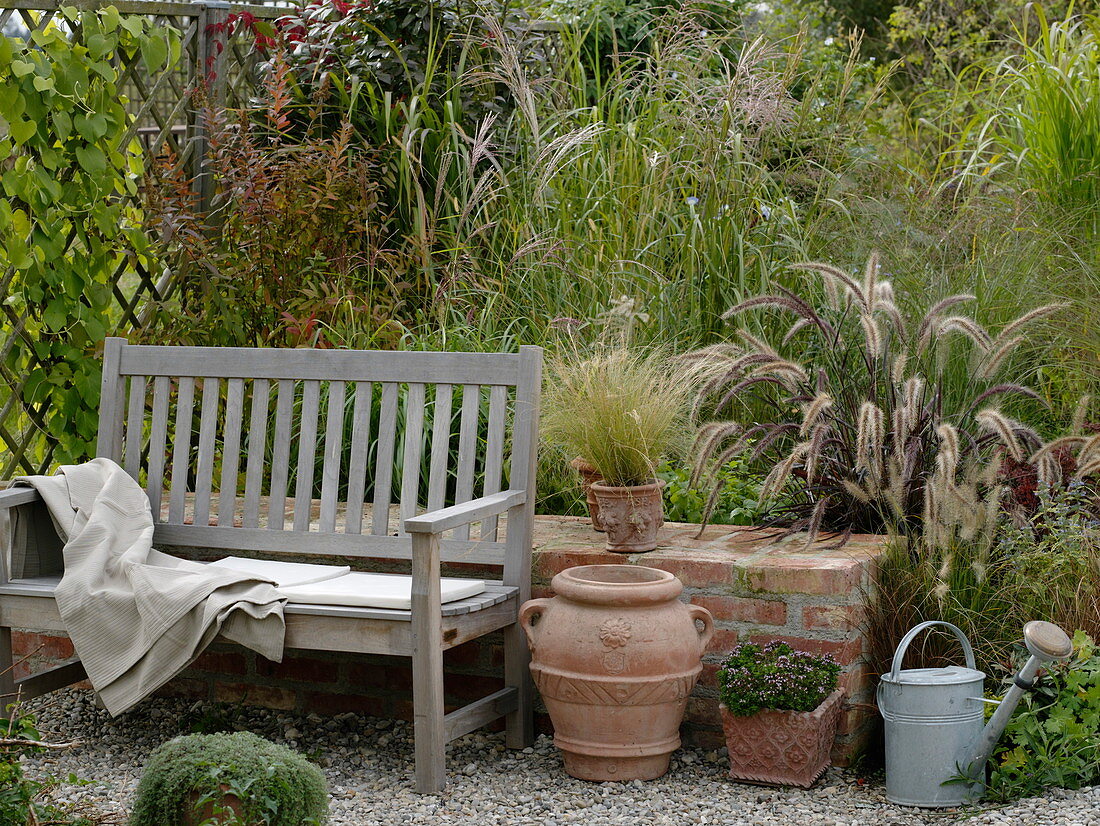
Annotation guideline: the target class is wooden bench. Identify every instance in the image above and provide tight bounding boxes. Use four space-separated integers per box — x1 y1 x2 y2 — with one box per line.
0 338 542 793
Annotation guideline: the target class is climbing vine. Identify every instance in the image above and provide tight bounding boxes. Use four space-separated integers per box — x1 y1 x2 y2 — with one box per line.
0 7 178 464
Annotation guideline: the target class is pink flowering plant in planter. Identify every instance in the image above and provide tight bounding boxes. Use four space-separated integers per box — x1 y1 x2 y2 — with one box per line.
717 641 844 788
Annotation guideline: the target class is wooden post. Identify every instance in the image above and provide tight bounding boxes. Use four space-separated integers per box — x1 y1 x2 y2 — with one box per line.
192 0 230 217
411 530 446 793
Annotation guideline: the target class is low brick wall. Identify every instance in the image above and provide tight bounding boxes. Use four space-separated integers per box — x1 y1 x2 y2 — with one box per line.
11 516 884 765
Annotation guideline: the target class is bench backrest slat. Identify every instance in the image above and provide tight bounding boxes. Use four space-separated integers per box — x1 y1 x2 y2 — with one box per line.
99 341 542 565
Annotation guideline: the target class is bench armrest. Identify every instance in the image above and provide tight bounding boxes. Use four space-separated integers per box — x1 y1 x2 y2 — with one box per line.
0 487 41 510
404 490 526 535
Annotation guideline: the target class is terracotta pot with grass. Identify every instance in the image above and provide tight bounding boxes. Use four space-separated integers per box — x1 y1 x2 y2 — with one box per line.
543 347 700 554
570 456 605 532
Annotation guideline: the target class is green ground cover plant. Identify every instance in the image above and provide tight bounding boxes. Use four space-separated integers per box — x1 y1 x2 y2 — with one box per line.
130 732 328 826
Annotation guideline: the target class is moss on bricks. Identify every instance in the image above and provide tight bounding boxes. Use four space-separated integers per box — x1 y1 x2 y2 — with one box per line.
130 731 328 826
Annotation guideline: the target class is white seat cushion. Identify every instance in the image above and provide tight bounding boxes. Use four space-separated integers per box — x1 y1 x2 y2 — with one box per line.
207 557 351 588
278 572 486 610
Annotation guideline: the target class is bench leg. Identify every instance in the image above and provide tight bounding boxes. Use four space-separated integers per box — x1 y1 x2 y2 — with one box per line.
411 638 446 793
503 621 534 749
0 626 16 710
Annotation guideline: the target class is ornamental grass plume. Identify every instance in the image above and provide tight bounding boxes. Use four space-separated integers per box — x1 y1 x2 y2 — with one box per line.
541 346 703 488
686 252 1063 542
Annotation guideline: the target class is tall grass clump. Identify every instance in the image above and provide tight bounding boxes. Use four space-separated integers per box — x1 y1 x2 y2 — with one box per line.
994 9 1100 230
685 252 1062 538
540 347 700 486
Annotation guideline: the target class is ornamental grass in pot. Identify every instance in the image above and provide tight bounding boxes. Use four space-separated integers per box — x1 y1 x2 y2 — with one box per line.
717 641 843 788
542 347 698 553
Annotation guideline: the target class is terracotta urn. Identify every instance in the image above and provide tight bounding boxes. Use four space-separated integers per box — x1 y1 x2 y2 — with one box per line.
719 689 845 788
590 481 664 553
570 457 605 532
520 564 714 781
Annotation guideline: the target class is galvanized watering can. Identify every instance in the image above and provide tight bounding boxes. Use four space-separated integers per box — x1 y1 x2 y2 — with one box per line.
878 620 1073 807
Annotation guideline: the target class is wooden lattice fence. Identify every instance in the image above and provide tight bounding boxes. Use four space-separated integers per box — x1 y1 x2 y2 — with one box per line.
0 0 286 477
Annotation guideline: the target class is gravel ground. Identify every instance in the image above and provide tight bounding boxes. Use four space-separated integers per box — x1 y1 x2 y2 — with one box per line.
20 689 1100 825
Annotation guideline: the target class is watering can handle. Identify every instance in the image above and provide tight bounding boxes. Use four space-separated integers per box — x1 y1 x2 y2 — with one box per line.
889 620 976 681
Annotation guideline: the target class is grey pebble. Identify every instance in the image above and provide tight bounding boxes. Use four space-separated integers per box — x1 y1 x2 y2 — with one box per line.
21 688 1099 826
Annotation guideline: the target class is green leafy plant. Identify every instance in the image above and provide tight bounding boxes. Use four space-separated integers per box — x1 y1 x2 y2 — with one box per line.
144 65 394 349
987 630 1100 801
657 459 770 525
717 640 841 716
0 7 177 463
2 687 91 826
686 253 1060 539
130 732 328 826
540 347 700 487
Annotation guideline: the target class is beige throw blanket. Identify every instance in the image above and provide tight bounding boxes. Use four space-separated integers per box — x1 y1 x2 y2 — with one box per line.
14 458 286 715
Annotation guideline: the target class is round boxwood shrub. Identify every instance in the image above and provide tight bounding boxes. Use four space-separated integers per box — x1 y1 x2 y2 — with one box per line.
130 732 328 826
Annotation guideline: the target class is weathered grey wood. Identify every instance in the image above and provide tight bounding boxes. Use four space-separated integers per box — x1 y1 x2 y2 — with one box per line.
319 381 346 532
16 659 87 701
192 378 221 529
0 625 14 699
426 384 453 514
218 378 246 526
267 380 295 531
96 337 127 461
480 385 508 541
293 381 321 532
167 376 195 524
411 530 445 793
153 525 508 565
242 379 270 529
405 490 525 535
345 382 371 535
146 376 171 518
119 346 521 386
444 687 519 742
372 383 399 536
399 383 427 534
13 340 545 794
0 488 42 510
453 385 480 541
124 375 147 479
504 345 542 748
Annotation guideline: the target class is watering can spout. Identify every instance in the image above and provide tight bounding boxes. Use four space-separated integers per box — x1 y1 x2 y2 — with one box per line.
961 621 1074 780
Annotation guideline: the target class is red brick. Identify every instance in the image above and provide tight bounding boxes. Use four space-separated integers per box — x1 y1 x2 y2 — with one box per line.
304 692 386 717
344 662 389 690
835 705 867 737
705 629 740 655
190 651 248 676
691 595 786 626
444 641 483 669
13 631 74 662
214 682 296 711
533 549 627 582
646 556 737 589
838 663 873 696
699 662 720 688
747 634 863 666
682 728 725 751
743 558 864 596
256 655 338 684
685 696 720 725
156 677 210 700
445 673 504 701
803 604 864 632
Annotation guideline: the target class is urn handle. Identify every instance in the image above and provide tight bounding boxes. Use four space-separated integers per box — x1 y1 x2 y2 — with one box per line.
519 598 552 650
688 604 715 654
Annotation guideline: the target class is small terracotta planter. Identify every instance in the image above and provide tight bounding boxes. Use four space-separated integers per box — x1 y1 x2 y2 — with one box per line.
520 564 714 781
570 457 605 532
590 481 664 553
720 689 845 788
